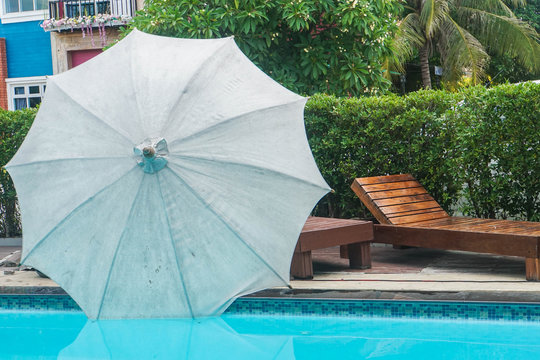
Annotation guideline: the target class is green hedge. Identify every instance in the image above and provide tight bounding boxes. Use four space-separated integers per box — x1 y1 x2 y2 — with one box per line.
306 83 540 221
0 83 538 237
0 108 36 237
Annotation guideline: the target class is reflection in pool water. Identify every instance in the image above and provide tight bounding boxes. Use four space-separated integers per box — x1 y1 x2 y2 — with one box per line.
1 311 540 359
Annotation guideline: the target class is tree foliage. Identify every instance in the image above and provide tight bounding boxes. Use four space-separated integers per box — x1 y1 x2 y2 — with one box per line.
394 0 540 88
515 0 540 33
126 0 402 96
486 0 540 84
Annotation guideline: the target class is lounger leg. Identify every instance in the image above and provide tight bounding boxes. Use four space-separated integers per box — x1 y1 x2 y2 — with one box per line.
290 251 313 279
348 242 372 269
340 245 349 259
525 257 540 281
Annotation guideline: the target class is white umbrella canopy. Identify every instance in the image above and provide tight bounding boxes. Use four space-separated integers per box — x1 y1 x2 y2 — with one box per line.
6 29 330 319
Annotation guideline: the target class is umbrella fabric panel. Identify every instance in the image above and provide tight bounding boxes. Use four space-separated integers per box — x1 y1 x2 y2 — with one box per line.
166 158 328 283
157 168 284 316
162 39 302 143
22 168 142 319
128 33 235 138
53 31 233 142
168 100 328 187
7 159 136 260
98 173 192 319
50 37 145 144
6 80 134 167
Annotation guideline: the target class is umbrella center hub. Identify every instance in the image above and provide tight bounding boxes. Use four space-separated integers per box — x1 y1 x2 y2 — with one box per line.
142 146 155 158
134 138 169 174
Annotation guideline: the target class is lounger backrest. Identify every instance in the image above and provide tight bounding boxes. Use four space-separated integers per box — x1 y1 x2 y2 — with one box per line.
351 174 449 225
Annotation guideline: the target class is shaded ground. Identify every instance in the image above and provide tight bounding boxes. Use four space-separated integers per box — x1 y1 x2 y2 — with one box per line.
312 244 524 277
0 247 19 260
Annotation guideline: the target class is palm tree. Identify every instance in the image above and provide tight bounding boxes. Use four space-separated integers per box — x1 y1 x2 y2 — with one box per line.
394 0 540 88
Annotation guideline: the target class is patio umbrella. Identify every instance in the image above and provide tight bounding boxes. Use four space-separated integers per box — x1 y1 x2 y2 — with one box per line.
5 29 330 319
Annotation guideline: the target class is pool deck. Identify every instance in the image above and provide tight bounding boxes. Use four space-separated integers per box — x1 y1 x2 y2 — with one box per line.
2 244 540 303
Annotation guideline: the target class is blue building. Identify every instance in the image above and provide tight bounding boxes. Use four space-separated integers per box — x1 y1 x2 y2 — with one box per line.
0 1 52 110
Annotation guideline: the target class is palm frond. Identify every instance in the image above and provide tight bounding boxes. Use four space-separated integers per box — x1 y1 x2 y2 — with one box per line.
420 0 450 38
456 7 540 72
394 12 426 66
438 17 489 83
453 0 514 17
501 0 527 8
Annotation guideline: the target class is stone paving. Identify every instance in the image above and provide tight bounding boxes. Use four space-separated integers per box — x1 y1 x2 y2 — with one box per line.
2 244 540 302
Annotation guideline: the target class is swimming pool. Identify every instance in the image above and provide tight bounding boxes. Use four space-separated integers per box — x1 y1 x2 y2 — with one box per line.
2 296 540 359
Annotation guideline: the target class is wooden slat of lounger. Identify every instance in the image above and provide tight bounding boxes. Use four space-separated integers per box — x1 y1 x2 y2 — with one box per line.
412 218 540 236
387 208 447 219
429 220 525 233
388 211 449 225
381 200 443 215
351 180 392 224
414 218 516 230
301 216 365 232
368 187 430 200
352 176 449 225
423 218 540 232
447 221 540 236
409 217 482 227
465 220 540 234
373 194 436 207
361 181 424 193
354 174 415 185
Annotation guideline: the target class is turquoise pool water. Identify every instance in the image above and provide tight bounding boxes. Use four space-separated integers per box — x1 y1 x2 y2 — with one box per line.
1 297 540 359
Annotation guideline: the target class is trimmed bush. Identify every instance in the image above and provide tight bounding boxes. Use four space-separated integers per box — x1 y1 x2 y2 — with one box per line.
455 84 540 221
306 82 540 221
0 108 36 237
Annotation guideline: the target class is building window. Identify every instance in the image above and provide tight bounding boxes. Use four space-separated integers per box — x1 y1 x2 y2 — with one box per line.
1 0 48 23
6 76 47 111
4 0 47 13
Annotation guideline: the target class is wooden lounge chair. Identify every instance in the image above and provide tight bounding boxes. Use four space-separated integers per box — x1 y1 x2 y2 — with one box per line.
351 174 540 281
290 217 373 279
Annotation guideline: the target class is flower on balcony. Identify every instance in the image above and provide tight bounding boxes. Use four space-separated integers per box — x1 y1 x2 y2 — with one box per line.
41 14 132 47
41 14 131 29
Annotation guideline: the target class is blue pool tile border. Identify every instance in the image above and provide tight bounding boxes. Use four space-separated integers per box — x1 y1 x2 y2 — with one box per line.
228 298 540 322
1 295 539 322
0 295 80 312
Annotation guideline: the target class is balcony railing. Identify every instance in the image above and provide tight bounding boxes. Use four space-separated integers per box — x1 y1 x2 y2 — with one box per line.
48 0 135 19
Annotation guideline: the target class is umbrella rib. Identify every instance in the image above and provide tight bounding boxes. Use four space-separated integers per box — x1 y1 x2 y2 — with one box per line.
129 38 145 133
6 156 132 169
169 154 328 191
167 98 306 148
96 173 146 320
163 167 290 287
156 172 195 318
21 166 139 265
160 39 232 135
51 81 136 145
